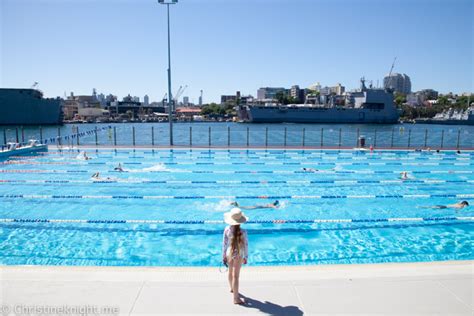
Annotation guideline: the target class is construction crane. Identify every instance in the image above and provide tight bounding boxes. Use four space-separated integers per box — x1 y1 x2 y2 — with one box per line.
173 85 187 104
31 82 39 89
386 57 397 91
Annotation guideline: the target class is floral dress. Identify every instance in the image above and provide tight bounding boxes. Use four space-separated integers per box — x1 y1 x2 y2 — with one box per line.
222 226 248 262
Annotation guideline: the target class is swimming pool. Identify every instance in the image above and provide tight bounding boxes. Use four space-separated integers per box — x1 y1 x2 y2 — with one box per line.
0 148 473 266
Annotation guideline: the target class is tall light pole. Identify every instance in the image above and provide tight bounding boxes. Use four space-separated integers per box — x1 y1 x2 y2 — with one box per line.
158 0 177 146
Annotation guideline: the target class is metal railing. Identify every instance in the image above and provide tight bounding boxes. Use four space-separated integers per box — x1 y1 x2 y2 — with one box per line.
1 125 473 150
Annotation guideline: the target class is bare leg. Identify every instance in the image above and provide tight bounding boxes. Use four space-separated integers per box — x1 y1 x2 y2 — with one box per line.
227 258 233 292
231 258 244 304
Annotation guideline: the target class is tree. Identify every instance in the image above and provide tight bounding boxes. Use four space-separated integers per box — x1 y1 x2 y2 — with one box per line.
275 91 298 105
275 91 286 104
437 96 450 106
394 92 406 107
201 103 226 116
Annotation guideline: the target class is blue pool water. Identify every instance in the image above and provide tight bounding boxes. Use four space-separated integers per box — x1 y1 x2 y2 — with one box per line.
0 148 473 266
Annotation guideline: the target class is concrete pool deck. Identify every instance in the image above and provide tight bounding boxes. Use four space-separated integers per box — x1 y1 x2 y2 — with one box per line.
1 261 472 315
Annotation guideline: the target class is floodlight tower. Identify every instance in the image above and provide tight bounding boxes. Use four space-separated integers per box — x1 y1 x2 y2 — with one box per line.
158 0 178 145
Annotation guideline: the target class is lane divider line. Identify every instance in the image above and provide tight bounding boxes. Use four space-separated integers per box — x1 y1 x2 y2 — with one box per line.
1 179 473 185
0 216 473 225
2 160 473 166
1 194 473 200
1 169 473 174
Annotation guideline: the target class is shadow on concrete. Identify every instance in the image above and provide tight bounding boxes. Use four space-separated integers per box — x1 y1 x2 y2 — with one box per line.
240 294 304 315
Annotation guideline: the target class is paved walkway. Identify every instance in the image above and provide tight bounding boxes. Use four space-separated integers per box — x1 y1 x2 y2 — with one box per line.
1 261 472 315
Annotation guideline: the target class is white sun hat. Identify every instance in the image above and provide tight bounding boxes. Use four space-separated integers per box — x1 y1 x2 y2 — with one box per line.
224 208 248 225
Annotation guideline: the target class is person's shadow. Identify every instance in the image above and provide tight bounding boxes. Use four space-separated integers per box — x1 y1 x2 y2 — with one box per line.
240 294 304 315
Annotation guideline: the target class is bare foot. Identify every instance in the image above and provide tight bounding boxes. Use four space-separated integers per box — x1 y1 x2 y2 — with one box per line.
233 298 245 305
230 289 233 293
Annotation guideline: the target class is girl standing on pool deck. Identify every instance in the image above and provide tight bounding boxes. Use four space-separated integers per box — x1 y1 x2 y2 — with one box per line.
222 208 248 305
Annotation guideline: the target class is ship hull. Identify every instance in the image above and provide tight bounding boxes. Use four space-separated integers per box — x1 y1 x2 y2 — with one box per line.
414 119 474 126
241 106 399 124
0 89 62 125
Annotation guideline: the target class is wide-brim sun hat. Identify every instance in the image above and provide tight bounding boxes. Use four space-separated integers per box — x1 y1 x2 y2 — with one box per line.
224 208 248 225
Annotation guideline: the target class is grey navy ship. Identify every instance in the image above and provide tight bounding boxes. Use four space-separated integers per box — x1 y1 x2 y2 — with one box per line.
415 107 474 125
237 78 399 124
0 88 62 125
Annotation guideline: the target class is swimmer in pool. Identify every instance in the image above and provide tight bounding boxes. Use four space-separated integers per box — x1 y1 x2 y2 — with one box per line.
83 152 91 160
400 171 409 180
114 163 124 172
231 200 280 209
421 201 469 209
302 167 318 173
91 172 114 181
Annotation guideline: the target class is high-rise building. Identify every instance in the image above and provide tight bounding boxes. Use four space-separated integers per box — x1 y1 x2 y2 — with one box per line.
290 85 300 99
198 90 203 106
257 87 286 100
383 73 411 95
183 96 189 106
144 95 149 105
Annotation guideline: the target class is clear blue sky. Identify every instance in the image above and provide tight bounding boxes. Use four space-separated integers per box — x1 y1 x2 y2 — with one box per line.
1 0 472 103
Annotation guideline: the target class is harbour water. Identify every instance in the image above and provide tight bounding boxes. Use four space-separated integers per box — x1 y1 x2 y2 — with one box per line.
1 122 473 149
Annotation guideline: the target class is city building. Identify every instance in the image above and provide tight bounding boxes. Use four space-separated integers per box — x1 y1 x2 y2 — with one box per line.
289 85 307 102
77 107 109 120
143 95 149 106
308 82 321 92
149 101 165 108
308 82 345 96
419 89 438 100
183 96 189 106
62 92 101 120
105 94 117 106
406 93 425 107
62 93 80 121
330 83 345 95
175 107 202 121
221 95 237 104
106 94 157 119
239 95 254 105
383 73 412 94
221 91 246 104
406 89 439 107
257 87 286 100
97 93 106 107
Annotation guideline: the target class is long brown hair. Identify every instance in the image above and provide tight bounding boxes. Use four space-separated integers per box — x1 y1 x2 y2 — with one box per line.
230 225 243 254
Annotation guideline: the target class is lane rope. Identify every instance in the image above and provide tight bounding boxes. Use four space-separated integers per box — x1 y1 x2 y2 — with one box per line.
2 160 473 166
1 169 473 174
1 179 473 185
0 216 473 225
1 193 473 200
